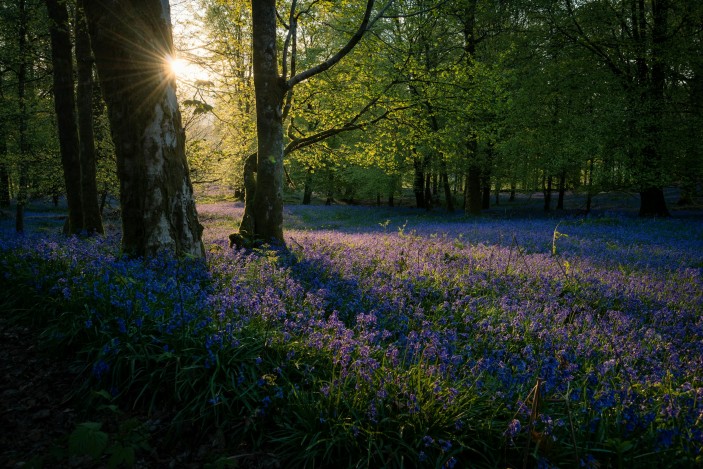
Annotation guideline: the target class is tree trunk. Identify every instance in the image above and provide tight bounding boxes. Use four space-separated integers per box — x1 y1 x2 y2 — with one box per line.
481 143 493 210
251 0 285 243
388 176 396 207
585 158 594 214
639 187 669 217
75 1 103 234
481 179 490 210
439 155 453 212
15 0 29 233
556 171 566 210
83 0 204 257
424 172 432 210
45 0 84 234
325 172 334 205
413 153 425 208
239 152 257 236
509 180 516 202
680 31 703 205
0 129 9 208
302 170 313 205
543 175 552 212
465 139 481 215
634 0 670 217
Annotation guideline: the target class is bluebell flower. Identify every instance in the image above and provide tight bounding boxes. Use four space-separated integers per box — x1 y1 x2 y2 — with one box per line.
504 419 521 438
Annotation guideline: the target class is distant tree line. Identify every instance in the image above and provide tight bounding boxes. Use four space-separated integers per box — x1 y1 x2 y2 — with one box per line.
0 1 701 253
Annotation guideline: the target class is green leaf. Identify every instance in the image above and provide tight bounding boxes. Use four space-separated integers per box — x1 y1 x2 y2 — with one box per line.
69 422 108 459
108 443 135 469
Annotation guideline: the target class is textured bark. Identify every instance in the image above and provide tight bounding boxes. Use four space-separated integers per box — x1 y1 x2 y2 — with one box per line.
15 0 29 233
413 154 425 208
0 82 8 208
238 152 257 236
633 0 669 217
45 0 83 234
302 170 313 205
424 171 432 210
466 165 482 215
557 171 566 210
75 1 103 234
83 0 204 257
251 0 285 243
0 165 9 208
465 139 481 215
436 153 453 212
543 175 553 212
481 184 490 210
243 0 377 243
0 127 9 208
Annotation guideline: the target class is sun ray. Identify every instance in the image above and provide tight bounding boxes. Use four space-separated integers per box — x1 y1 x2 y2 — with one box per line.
167 55 189 79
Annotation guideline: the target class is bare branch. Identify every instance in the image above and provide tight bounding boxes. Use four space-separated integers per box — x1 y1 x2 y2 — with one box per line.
286 0 393 90
275 9 289 29
281 0 297 81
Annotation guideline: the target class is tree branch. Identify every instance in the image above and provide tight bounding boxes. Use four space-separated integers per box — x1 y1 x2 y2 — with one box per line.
286 0 392 90
281 0 297 81
284 102 412 155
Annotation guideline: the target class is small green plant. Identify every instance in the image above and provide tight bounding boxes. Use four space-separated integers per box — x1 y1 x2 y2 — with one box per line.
69 421 109 460
551 223 569 256
66 417 150 468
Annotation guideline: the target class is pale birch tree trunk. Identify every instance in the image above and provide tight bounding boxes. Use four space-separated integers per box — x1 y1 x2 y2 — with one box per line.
83 0 204 257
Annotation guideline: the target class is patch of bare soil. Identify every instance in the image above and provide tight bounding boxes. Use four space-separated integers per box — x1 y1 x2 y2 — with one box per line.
0 313 280 468
0 315 81 467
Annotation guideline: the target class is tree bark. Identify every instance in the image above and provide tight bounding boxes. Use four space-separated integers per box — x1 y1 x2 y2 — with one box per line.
636 0 670 217
465 139 482 215
543 175 553 212
585 158 594 214
45 0 84 233
557 171 566 210
251 0 285 243
413 153 425 208
243 0 377 243
440 155 453 212
15 0 29 233
0 124 9 208
75 1 103 234
239 152 257 236
424 171 432 210
481 183 490 210
302 170 313 205
83 0 204 257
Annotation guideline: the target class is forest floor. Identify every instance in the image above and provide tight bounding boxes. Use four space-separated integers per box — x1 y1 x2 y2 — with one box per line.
0 313 268 468
1 189 701 468
0 313 82 467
